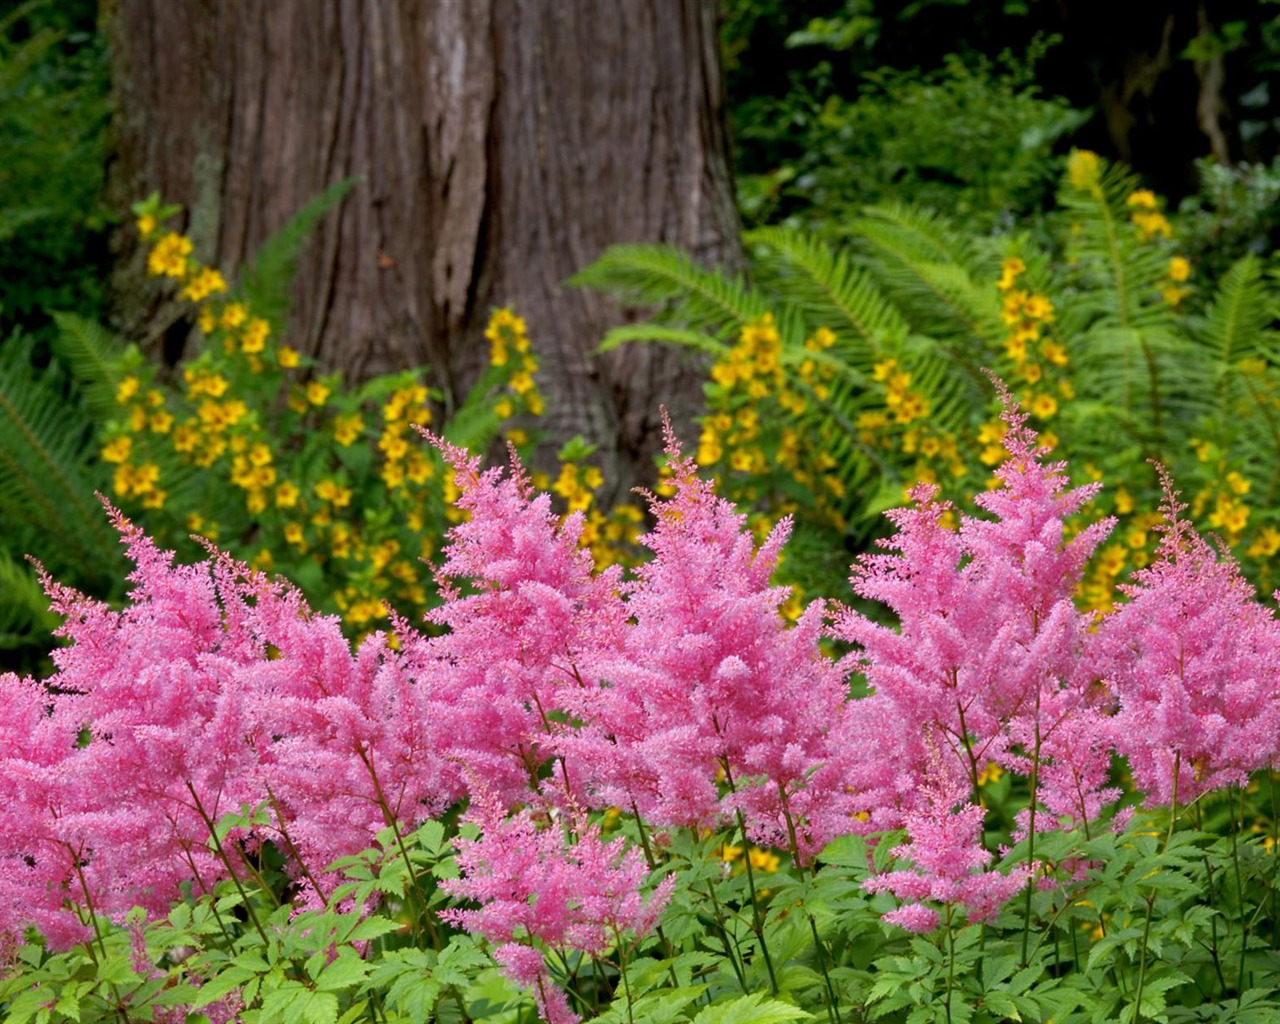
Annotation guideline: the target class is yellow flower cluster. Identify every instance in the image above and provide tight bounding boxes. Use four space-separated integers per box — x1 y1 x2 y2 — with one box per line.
1067 149 1102 195
1162 255 1191 308
996 256 1072 423
379 383 434 492
114 204 490 637
872 357 928 425
487 308 544 417
710 313 784 399
1126 189 1173 242
555 459 646 568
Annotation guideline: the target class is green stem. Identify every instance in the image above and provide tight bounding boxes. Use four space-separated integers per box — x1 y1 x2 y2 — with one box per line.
185 781 270 946
718 757 778 994
1134 753 1180 1022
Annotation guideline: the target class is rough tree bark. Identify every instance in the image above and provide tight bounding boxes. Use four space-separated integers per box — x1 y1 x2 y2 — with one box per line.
107 0 741 496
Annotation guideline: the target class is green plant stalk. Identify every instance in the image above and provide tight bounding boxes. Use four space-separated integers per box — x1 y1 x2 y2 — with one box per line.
1228 783 1248 999
184 780 270 946
356 746 439 950
1020 693 1043 965
780 797 842 1024
700 854 748 991
718 756 779 994
1133 751 1180 1022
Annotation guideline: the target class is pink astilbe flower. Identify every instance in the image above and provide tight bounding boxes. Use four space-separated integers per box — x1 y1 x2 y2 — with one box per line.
231 559 458 903
833 391 1115 919
4 504 457 942
1100 473 1280 806
442 788 672 1024
12 505 267 939
406 437 629 811
587 424 855 857
0 672 84 950
865 769 1031 932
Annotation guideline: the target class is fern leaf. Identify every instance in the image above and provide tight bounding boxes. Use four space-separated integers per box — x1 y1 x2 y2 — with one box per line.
745 226 910 350
571 245 769 338
48 312 130 421
0 334 118 576
596 324 727 357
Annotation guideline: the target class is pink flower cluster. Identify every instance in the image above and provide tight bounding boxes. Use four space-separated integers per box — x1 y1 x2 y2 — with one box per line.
4 389 1280 1022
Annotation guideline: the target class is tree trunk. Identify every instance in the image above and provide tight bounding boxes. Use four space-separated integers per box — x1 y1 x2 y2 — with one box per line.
107 0 740 497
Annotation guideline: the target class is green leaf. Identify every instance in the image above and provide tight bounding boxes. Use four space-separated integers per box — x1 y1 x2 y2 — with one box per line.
693 993 811 1024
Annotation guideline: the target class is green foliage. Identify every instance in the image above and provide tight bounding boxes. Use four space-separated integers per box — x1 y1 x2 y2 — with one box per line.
0 0 109 333
6 785 1280 1024
576 151 1280 604
729 29 1088 235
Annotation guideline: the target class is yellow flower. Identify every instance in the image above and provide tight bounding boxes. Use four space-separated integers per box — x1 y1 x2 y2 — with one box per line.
220 303 247 329
146 232 193 278
1247 525 1280 559
996 256 1025 291
1168 256 1191 282
1126 189 1158 210
748 848 781 873
1067 149 1101 190
181 267 227 302
149 409 174 434
198 307 216 334
275 480 300 508
248 442 273 467
1028 392 1058 419
306 380 331 406
141 488 167 510
1022 294 1054 322
241 317 271 354
173 423 199 453
278 345 300 368
116 376 140 404
379 432 409 460
977 761 1004 786
245 490 268 515
102 435 132 464
136 213 157 238
1226 471 1251 496
334 414 364 446
1114 488 1134 515
382 461 406 490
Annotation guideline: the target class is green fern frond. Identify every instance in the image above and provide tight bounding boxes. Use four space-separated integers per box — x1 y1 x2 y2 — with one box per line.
596 324 728 358
848 205 1002 346
744 226 910 352
1055 162 1174 333
571 245 769 338
48 312 130 421
0 334 118 578
0 547 59 653
239 178 357 332
1195 254 1274 369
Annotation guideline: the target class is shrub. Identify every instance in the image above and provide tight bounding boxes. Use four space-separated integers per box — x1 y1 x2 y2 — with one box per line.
3 396 1280 1023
